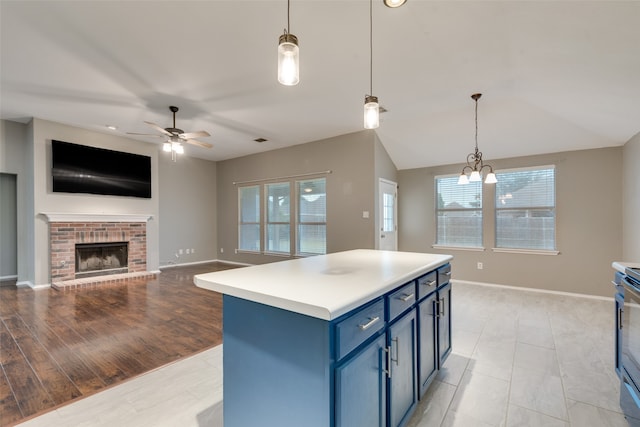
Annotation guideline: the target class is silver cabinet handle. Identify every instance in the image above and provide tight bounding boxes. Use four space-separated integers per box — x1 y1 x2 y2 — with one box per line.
443 271 452 276
618 307 623 330
439 297 445 317
358 316 380 331
399 293 414 302
384 346 392 378
422 280 436 287
391 337 400 366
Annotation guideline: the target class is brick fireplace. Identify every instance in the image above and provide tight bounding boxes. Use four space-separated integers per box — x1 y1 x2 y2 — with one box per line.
43 213 154 290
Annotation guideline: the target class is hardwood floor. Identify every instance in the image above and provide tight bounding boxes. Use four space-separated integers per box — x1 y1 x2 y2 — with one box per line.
0 262 235 427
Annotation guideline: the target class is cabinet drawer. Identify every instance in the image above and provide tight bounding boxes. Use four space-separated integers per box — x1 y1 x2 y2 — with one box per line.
438 264 451 286
417 271 437 300
388 282 416 322
335 299 385 360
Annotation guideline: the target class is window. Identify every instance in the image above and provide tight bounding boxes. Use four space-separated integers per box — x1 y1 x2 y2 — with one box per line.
266 182 290 254
238 186 260 251
495 166 555 250
435 175 482 247
297 178 326 255
237 177 326 256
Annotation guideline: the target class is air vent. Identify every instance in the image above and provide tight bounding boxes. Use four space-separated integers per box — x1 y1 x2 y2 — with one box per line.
254 138 268 143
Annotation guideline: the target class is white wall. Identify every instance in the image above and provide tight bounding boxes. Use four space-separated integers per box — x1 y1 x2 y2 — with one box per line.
623 131 640 261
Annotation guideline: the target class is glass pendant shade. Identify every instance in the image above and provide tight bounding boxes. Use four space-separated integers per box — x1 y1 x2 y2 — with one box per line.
364 95 380 129
163 142 172 152
469 170 481 182
384 0 407 7
484 172 497 184
278 34 299 86
457 174 469 185
173 143 184 154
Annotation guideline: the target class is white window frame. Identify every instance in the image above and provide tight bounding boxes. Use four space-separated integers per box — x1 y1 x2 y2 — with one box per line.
237 177 327 257
433 173 484 250
493 165 558 255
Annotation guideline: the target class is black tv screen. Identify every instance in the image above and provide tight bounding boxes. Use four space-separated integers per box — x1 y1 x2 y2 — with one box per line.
52 140 151 198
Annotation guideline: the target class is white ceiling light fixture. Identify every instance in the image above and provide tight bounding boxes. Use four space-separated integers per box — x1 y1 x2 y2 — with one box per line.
458 93 497 185
383 0 407 8
364 0 379 129
278 0 299 86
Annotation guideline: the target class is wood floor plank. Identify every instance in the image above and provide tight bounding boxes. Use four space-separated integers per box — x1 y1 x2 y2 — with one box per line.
2 315 82 405
0 262 236 426
0 368 23 425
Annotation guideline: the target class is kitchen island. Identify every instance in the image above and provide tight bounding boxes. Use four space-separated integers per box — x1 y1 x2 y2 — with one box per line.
194 249 453 427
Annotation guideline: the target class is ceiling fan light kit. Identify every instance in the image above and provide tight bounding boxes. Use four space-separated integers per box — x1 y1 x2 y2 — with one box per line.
383 0 407 7
127 105 212 162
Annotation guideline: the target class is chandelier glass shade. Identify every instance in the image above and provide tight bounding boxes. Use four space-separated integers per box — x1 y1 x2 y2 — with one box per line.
458 93 497 185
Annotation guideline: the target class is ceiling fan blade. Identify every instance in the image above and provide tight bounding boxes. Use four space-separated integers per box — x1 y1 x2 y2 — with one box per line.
186 139 213 149
180 130 211 139
144 121 172 136
126 132 163 137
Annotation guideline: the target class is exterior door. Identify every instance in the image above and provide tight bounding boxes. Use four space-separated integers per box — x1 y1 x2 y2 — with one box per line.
379 179 397 251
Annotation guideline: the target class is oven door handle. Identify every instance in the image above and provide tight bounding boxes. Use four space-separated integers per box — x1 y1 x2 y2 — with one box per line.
623 276 640 299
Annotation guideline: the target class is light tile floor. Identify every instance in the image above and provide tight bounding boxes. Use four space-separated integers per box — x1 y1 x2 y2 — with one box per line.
16 282 634 427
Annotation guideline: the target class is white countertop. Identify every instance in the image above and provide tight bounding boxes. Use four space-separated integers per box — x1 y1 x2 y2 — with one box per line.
194 249 453 320
612 261 640 273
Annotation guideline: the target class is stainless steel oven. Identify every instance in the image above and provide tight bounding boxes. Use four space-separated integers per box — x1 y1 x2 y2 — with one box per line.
621 267 640 425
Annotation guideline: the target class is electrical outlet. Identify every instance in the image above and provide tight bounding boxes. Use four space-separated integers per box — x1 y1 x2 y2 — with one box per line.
186 249 190 254
179 249 183 255
477 262 483 270
191 248 195 254
220 248 224 253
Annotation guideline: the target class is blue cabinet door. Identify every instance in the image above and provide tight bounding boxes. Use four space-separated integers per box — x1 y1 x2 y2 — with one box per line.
437 282 452 365
388 309 418 427
418 293 438 397
335 334 387 427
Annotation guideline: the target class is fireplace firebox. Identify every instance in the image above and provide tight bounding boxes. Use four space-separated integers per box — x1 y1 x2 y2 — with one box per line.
75 242 129 278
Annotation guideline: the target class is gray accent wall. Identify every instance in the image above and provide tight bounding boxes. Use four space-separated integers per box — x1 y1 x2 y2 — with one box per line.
398 147 623 297
158 154 217 267
623 131 640 261
216 130 395 265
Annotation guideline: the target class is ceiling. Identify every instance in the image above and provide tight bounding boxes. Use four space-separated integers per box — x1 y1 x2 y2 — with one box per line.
2 1 639 170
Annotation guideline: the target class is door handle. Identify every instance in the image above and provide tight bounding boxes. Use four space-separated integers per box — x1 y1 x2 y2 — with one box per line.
358 316 380 331
381 234 386 238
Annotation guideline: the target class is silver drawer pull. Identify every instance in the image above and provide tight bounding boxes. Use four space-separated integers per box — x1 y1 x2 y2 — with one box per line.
358 316 380 331
443 271 452 276
399 293 414 302
422 280 436 287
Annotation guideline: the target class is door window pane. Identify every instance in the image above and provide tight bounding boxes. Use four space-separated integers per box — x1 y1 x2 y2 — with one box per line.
238 186 260 251
266 182 290 253
297 178 326 254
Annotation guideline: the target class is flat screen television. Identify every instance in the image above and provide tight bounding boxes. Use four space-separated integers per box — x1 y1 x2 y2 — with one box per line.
52 140 151 198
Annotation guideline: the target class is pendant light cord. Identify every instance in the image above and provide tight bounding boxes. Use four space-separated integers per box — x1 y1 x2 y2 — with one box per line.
287 0 291 34
369 0 373 96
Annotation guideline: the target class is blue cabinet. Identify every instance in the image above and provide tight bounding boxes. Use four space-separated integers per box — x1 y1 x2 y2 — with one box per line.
388 309 418 427
336 334 387 427
221 263 451 427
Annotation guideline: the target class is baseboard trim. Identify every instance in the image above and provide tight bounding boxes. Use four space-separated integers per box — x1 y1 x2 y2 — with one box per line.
0 274 18 281
158 259 254 270
452 279 614 302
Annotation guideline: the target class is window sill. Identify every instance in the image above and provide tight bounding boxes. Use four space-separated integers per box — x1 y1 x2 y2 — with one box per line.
431 245 486 252
491 248 560 256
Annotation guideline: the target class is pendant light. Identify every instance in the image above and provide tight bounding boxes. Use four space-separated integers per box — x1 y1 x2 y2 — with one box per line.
383 0 407 7
364 0 379 129
458 93 497 185
278 0 299 86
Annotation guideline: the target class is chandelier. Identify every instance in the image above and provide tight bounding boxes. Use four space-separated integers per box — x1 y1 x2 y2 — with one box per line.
458 93 497 185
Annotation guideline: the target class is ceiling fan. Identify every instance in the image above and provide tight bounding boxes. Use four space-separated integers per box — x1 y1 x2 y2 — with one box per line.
127 106 213 150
